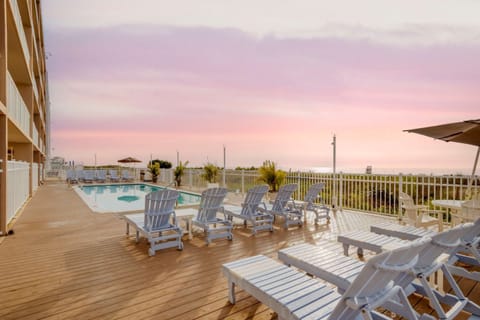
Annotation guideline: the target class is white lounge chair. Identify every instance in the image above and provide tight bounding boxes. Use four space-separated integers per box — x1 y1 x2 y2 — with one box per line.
109 169 120 182
223 237 430 320
121 169 134 182
280 224 480 319
95 169 107 183
261 183 302 229
192 187 232 245
368 218 480 282
124 189 183 256
66 170 78 184
83 170 95 183
292 183 330 224
224 185 273 235
399 191 444 231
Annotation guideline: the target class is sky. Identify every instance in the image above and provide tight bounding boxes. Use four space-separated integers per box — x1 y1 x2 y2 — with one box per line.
42 0 480 174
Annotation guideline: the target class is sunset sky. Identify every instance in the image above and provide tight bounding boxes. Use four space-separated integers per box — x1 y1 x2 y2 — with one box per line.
42 0 480 174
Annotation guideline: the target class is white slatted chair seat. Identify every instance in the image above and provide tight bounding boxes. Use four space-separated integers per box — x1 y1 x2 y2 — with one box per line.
224 238 430 320
278 241 363 292
66 170 78 184
124 189 183 256
192 187 232 244
280 224 480 319
262 183 303 229
294 183 330 224
371 222 436 240
337 230 410 256
224 185 273 235
121 169 134 182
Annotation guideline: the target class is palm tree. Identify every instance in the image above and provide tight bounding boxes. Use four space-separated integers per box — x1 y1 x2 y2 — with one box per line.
258 160 285 192
201 163 219 183
174 161 189 187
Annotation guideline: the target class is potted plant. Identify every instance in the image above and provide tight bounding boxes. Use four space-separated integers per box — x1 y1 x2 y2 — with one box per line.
258 160 286 193
201 163 219 188
174 161 189 187
147 162 160 183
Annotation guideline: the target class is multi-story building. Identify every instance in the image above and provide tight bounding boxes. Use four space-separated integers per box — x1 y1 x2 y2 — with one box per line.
0 0 49 235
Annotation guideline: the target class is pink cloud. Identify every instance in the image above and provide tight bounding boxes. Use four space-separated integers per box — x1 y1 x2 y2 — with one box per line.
45 26 480 172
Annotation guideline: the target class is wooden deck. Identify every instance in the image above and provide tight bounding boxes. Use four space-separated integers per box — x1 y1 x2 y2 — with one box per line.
0 181 479 320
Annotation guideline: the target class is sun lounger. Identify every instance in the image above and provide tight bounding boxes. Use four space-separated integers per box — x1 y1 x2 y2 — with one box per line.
121 169 134 182
223 237 430 319
95 169 106 183
291 183 330 224
109 169 120 182
124 189 183 256
260 183 302 229
66 170 78 184
399 191 444 231
192 187 232 244
279 224 480 319
223 185 273 235
83 170 94 183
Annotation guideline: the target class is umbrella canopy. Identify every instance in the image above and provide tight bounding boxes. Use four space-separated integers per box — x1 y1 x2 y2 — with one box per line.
405 119 480 146
117 157 142 164
405 119 480 195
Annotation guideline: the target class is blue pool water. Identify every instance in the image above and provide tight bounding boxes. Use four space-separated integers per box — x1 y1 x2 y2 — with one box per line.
75 184 201 213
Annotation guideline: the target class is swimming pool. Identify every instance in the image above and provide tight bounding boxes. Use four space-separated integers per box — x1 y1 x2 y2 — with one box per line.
74 183 201 213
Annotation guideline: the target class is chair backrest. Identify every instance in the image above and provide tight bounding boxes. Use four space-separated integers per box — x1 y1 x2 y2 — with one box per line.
240 185 269 216
97 170 106 178
144 189 179 232
303 183 324 203
329 236 430 319
461 199 480 222
271 183 298 212
121 169 130 178
196 187 228 223
109 169 119 178
399 191 419 224
66 170 76 180
84 170 94 180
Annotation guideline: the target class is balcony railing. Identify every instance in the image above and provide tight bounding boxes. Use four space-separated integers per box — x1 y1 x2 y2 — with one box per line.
157 168 478 218
32 124 39 147
7 71 30 135
6 160 30 224
9 0 30 64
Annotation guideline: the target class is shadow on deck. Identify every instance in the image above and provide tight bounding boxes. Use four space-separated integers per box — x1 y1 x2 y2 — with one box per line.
0 181 478 319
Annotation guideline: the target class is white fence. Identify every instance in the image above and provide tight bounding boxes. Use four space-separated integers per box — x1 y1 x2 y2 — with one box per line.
158 168 478 218
9 0 30 63
7 71 30 135
32 162 39 192
6 160 30 224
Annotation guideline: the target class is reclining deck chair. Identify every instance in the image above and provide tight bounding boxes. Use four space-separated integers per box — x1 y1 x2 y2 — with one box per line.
279 224 480 319
121 169 134 182
260 183 302 229
223 237 430 320
109 169 120 182
124 189 183 256
192 187 232 245
223 185 273 235
83 170 94 183
369 218 480 282
66 170 78 184
95 169 107 183
292 183 330 224
399 191 444 231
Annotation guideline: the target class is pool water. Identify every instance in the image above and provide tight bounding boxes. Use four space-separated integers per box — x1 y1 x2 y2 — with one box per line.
75 184 201 213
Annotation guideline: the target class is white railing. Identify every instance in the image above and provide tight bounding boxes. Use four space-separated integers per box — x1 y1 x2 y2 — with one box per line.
6 160 30 224
7 72 30 135
32 124 39 147
9 0 30 63
32 77 38 102
32 162 39 192
158 168 478 218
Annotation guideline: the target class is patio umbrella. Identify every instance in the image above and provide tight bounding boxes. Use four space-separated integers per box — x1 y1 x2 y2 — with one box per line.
117 157 142 164
404 119 480 193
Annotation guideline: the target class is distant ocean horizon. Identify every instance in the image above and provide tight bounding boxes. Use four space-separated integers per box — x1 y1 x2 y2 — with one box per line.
292 166 473 176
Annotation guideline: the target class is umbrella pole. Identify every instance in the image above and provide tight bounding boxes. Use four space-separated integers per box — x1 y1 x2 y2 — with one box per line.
467 146 480 198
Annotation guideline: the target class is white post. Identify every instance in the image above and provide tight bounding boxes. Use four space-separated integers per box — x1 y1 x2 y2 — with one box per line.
176 151 179 167
467 146 480 198
223 145 226 188
332 134 338 213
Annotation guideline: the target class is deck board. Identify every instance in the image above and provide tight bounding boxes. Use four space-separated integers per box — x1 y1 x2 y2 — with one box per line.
0 181 478 319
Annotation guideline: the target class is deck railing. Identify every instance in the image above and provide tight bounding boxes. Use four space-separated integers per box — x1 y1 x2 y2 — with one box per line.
32 162 39 192
6 161 30 224
9 0 30 63
158 168 478 218
7 72 30 135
